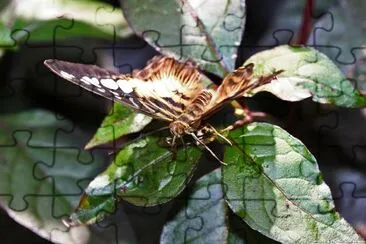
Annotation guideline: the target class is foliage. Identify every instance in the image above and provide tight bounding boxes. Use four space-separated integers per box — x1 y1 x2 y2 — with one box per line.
0 0 364 243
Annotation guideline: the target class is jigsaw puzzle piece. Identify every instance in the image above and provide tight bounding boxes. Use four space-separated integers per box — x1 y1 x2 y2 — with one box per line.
309 1 366 66
97 35 157 75
122 0 245 77
161 169 227 243
90 206 136 244
0 110 73 147
313 107 366 168
332 181 366 225
0 126 104 211
257 0 336 46
289 101 366 232
0 131 90 243
123 201 172 243
0 108 109 243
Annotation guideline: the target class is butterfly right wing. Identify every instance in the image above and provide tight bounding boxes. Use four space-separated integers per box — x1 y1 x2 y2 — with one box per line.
44 57 204 122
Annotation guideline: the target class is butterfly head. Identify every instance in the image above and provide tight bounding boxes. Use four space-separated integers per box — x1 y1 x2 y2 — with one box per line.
169 121 191 137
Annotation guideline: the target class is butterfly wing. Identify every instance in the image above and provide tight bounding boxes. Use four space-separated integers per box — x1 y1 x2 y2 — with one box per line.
190 64 283 122
44 56 204 121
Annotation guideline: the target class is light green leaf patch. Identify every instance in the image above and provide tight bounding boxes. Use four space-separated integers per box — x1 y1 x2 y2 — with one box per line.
223 122 363 243
245 45 366 107
69 135 202 225
85 103 152 149
0 110 105 243
121 0 246 77
0 0 132 48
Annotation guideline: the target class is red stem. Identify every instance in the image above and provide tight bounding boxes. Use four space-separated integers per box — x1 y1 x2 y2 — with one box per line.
286 0 315 130
296 0 315 45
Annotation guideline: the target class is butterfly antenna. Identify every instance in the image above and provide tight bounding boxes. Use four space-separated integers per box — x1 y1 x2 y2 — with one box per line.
190 132 227 166
137 125 170 140
207 124 232 146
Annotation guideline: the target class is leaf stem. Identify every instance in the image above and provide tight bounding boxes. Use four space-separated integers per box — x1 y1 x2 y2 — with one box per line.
179 0 230 75
296 0 315 44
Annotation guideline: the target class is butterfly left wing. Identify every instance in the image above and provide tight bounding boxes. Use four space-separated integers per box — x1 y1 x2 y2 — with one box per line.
215 63 284 102
44 59 171 120
44 56 204 121
189 63 283 122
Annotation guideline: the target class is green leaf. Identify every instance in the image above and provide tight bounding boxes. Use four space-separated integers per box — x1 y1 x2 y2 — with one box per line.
160 168 279 244
244 45 366 107
121 0 246 77
85 103 152 149
223 122 363 243
228 211 280 244
0 110 105 243
69 135 202 225
160 169 229 243
0 0 132 48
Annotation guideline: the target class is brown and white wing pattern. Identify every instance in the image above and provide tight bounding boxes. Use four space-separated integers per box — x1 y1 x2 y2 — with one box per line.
215 63 256 102
189 63 283 123
44 56 204 121
130 56 204 116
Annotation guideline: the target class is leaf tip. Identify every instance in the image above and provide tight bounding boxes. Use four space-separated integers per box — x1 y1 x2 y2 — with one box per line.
84 141 94 150
84 137 100 150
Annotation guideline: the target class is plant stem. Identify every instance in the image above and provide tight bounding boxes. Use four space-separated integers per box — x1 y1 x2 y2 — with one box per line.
296 0 315 45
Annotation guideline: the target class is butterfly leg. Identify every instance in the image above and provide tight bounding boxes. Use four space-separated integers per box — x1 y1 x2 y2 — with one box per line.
163 135 178 160
205 124 232 146
221 111 271 132
190 132 227 165
221 116 252 132
171 135 177 149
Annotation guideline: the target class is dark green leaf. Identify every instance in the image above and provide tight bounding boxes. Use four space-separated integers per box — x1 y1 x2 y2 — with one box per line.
228 210 280 244
0 0 132 48
245 45 366 107
85 103 152 149
121 0 246 77
223 122 363 243
70 135 202 225
0 110 105 243
160 169 229 244
160 168 279 244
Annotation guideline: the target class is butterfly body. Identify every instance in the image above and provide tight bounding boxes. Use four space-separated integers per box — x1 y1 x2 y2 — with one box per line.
44 56 282 163
169 90 213 136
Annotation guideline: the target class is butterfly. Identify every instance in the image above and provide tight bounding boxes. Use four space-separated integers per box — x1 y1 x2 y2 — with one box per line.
44 56 283 164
